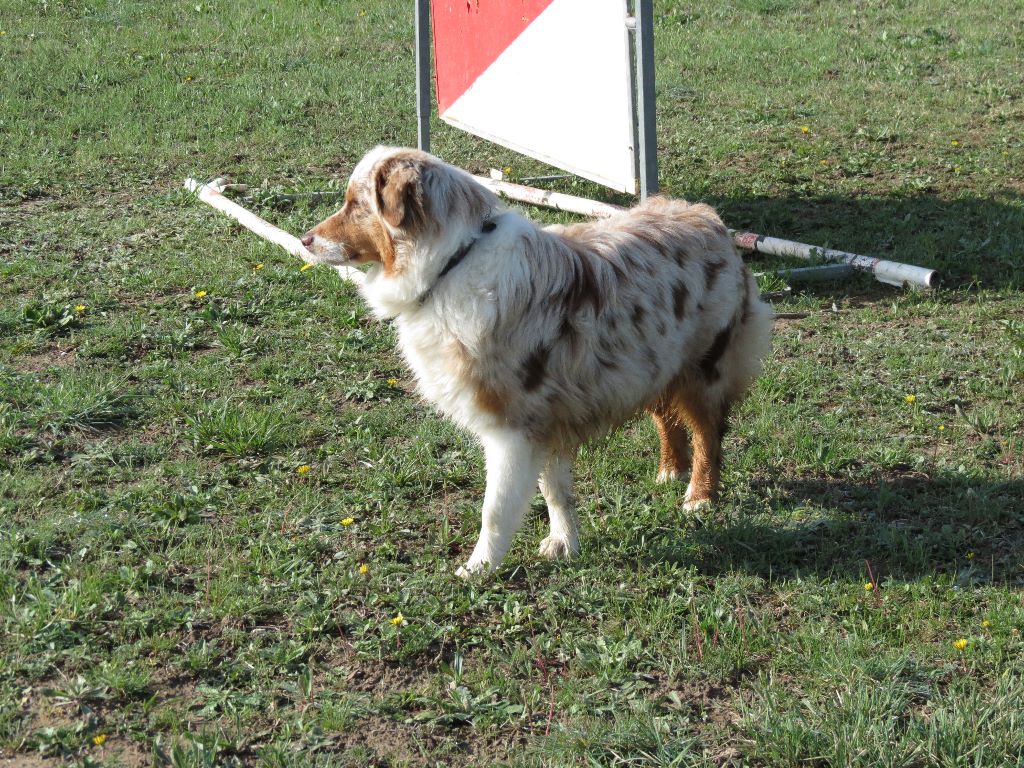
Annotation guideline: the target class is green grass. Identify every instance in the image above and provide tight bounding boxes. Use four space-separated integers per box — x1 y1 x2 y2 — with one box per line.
1 0 1022 765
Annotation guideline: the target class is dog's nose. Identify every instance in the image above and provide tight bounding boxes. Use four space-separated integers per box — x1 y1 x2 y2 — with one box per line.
300 232 315 247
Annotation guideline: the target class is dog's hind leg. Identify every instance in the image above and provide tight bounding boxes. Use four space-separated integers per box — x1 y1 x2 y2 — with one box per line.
676 388 730 510
457 429 544 577
648 401 691 483
538 452 579 560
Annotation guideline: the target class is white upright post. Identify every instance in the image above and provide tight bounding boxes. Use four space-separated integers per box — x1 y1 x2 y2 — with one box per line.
634 0 658 200
415 0 431 152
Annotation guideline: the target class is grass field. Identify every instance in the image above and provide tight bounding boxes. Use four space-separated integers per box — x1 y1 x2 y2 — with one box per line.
2 0 1023 765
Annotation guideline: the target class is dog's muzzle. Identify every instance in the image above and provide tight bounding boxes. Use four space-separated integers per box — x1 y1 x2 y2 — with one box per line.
300 233 351 266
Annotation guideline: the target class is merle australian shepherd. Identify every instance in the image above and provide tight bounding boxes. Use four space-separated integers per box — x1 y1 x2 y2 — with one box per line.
302 146 773 576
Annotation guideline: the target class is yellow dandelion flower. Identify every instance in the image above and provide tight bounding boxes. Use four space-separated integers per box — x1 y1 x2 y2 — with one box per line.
93 734 107 746
820 159 829 166
502 166 512 175
938 424 945 431
953 638 967 651
904 394 916 404
387 378 398 387
194 290 207 298
296 464 311 474
390 612 405 626
341 517 355 526
800 126 810 134
359 563 369 574
74 304 87 313
864 582 874 591
185 76 193 82
254 263 264 270
981 620 991 629
300 263 314 272
951 139 959 146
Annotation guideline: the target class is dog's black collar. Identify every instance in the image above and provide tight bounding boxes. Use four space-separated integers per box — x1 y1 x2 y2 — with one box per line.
417 218 497 306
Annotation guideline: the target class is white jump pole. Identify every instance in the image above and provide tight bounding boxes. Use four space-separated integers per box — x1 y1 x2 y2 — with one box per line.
183 178 364 286
732 231 939 289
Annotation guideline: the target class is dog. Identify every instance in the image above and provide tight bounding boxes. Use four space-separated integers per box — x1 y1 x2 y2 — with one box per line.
301 146 773 576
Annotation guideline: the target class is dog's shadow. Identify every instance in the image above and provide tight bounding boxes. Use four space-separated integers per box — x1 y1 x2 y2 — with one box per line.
642 471 1024 584
598 190 1022 582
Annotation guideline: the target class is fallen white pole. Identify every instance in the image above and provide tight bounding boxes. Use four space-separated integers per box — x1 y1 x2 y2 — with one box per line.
473 175 623 218
732 231 938 289
183 178 364 286
472 175 939 289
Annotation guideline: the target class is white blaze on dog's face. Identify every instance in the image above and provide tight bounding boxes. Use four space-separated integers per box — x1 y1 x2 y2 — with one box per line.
301 147 436 273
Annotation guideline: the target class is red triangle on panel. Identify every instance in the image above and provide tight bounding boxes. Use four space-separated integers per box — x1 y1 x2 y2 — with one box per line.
431 0 556 114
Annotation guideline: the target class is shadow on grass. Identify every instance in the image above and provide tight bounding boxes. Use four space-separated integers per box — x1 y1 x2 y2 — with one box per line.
714 192 1024 292
650 471 1024 584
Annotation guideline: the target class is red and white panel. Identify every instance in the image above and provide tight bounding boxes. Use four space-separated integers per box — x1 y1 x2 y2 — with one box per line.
431 0 637 193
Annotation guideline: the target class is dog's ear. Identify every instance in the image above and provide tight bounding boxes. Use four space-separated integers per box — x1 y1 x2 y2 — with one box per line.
374 156 428 230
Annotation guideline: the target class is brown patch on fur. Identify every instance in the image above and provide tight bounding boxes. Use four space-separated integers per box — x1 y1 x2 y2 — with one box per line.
703 259 726 290
309 202 398 274
374 155 428 231
631 303 646 328
700 323 733 382
444 339 504 417
522 346 551 391
672 281 689 320
474 381 506 416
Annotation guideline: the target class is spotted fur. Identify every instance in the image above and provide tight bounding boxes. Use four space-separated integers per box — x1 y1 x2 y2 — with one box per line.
303 146 774 576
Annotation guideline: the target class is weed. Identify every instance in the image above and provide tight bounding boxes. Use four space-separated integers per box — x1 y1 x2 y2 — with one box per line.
21 299 83 336
185 400 293 456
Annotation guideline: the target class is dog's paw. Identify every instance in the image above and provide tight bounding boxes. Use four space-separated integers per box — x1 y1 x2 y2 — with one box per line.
682 482 714 510
538 534 578 561
455 559 492 579
655 468 680 484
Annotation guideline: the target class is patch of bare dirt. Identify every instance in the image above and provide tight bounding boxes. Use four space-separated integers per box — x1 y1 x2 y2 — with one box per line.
93 738 152 768
0 751 56 768
9 347 78 374
332 714 522 768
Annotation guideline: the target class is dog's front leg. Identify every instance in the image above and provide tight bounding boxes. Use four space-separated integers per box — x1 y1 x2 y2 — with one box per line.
456 430 543 577
538 452 579 560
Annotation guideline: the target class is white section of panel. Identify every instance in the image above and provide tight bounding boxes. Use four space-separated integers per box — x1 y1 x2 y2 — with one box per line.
440 0 636 193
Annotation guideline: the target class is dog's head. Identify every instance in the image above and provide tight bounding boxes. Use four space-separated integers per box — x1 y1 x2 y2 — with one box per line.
301 146 493 276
